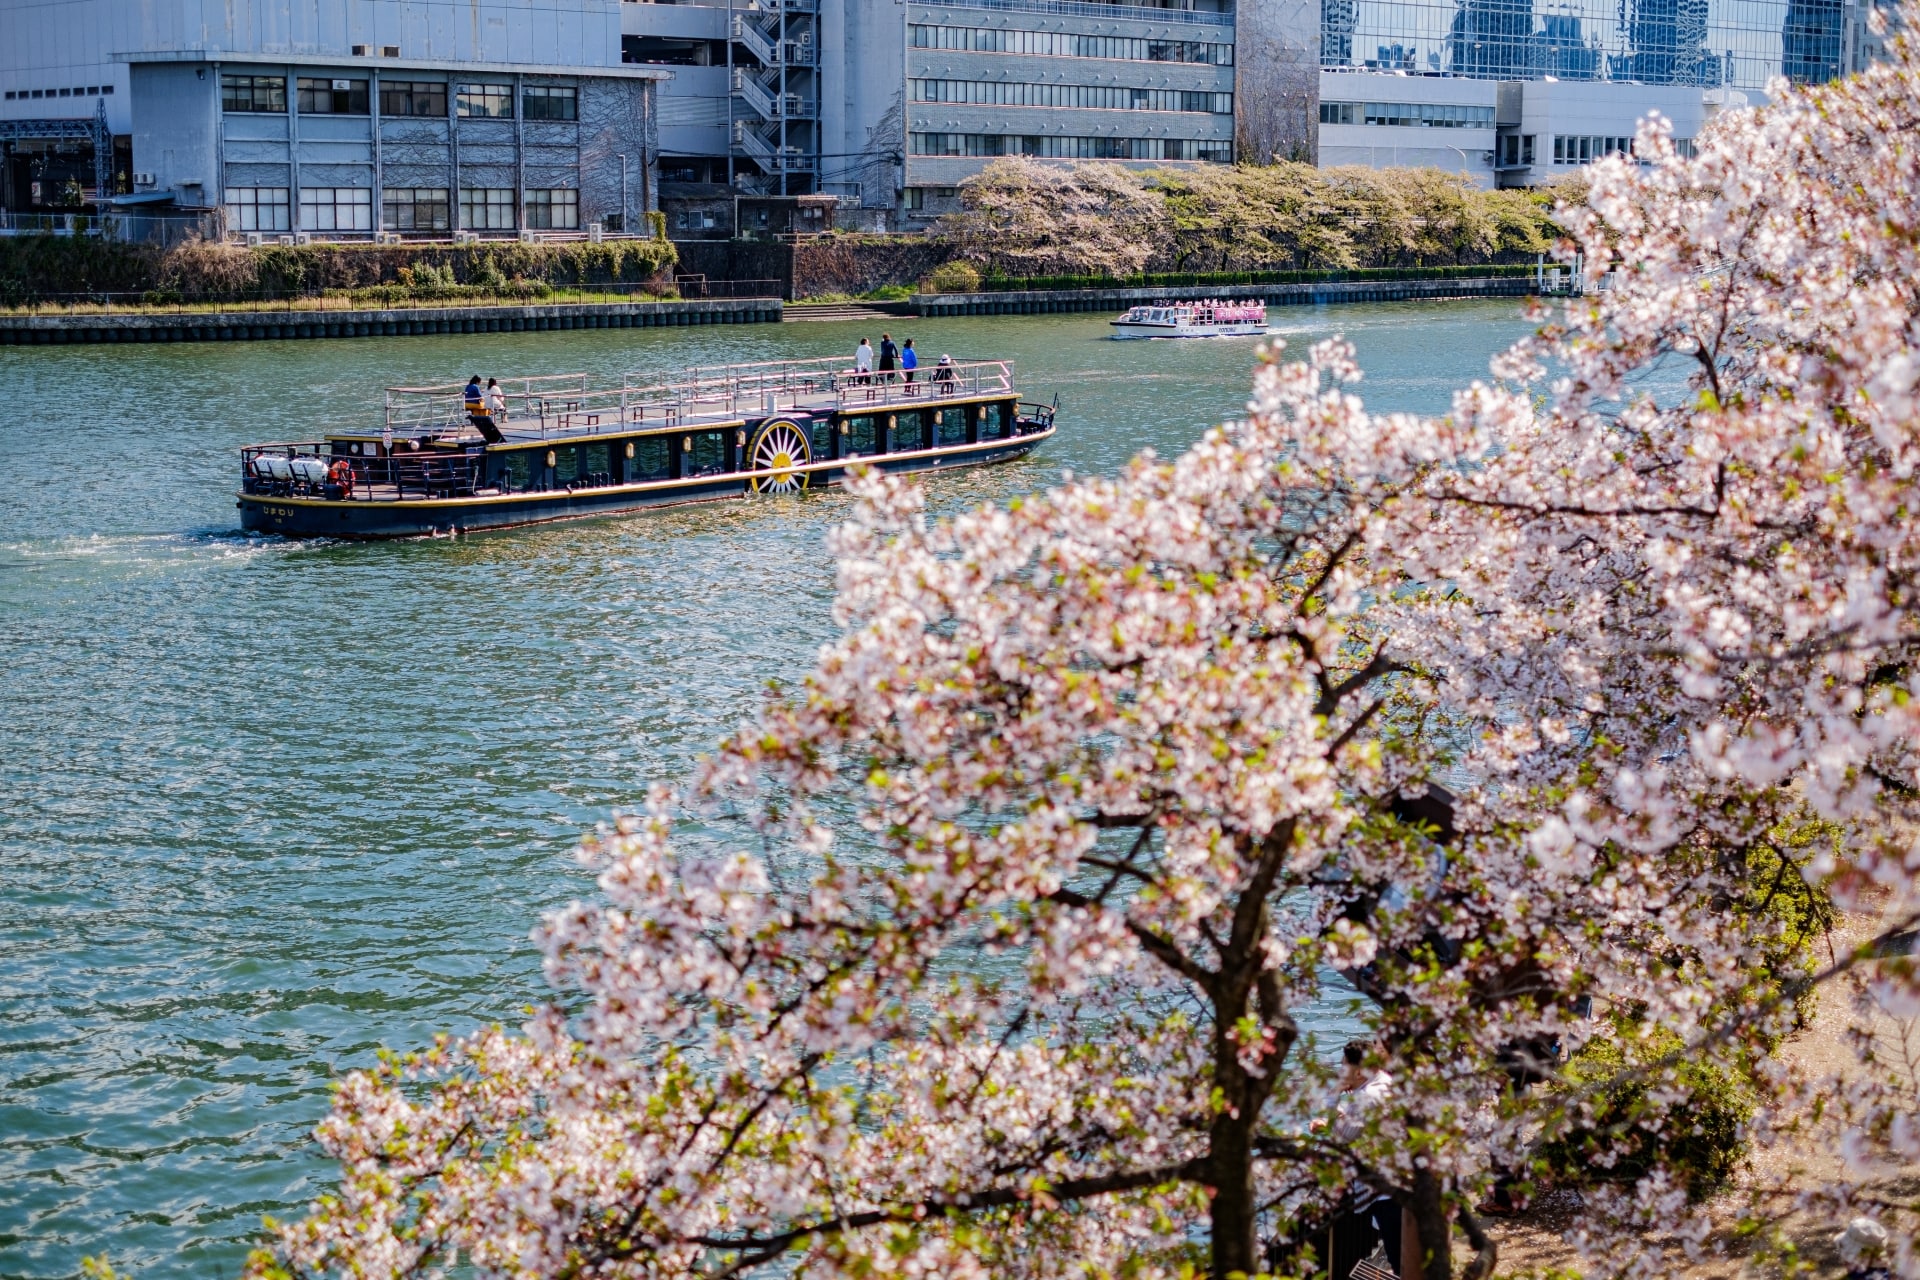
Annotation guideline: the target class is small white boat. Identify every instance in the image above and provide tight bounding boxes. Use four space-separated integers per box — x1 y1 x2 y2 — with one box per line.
1110 299 1269 340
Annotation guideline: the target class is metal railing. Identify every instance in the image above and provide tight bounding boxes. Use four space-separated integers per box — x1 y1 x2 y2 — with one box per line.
241 442 486 503
380 357 1019 439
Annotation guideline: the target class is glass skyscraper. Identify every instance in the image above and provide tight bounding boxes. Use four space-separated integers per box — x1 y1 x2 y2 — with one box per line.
1321 0 1848 90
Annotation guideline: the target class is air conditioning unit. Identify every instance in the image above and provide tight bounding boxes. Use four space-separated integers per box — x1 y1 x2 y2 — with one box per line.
277 234 296 246
519 229 542 244
294 232 313 245
132 171 156 189
588 220 604 243
351 44 371 56
374 230 403 245
381 45 400 57
453 230 479 244
246 232 264 248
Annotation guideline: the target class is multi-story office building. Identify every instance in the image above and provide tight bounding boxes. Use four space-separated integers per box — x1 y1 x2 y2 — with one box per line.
623 0 1252 224
0 0 666 236
1318 0 1882 90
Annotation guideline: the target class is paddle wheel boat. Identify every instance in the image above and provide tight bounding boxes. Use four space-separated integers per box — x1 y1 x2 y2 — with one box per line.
237 357 1056 538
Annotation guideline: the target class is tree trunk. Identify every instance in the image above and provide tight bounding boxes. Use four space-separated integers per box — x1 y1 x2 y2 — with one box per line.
1208 1111 1258 1279
1406 1168 1451 1280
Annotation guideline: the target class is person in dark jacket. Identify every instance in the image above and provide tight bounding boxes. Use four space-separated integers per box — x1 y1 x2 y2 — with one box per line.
878 333 899 382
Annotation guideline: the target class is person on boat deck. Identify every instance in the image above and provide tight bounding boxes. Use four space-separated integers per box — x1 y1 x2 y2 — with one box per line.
485 378 508 421
853 337 874 383
932 353 955 393
901 338 918 384
464 375 484 415
878 333 898 382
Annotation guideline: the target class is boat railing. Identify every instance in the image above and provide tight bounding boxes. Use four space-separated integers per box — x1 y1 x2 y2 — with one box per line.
378 359 1019 439
241 441 487 503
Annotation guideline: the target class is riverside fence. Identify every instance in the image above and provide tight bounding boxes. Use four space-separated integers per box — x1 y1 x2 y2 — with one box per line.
0 295 783 345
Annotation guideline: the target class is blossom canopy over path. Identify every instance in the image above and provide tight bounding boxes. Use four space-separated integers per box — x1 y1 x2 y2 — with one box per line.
255 13 1920 1280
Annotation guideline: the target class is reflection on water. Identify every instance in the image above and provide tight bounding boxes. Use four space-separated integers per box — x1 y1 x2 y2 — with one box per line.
0 302 1536 1277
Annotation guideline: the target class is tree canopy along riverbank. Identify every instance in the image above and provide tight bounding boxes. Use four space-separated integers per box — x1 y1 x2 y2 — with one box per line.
931 158 1580 280
248 14 1920 1279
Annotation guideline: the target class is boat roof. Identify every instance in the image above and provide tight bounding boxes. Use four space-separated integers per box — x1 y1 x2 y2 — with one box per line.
351 356 1018 447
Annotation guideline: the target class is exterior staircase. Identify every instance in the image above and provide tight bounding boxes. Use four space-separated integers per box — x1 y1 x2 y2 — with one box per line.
781 301 917 322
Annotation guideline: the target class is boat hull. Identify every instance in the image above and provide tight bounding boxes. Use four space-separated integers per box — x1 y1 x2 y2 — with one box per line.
238 430 1050 539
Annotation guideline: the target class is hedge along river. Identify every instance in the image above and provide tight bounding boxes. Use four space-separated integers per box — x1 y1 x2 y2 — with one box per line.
0 300 1537 1278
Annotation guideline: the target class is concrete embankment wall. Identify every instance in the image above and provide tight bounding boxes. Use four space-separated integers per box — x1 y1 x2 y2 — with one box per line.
0 297 781 345
915 275 1545 316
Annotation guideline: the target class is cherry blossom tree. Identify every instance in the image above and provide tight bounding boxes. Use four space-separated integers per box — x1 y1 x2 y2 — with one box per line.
253 14 1920 1280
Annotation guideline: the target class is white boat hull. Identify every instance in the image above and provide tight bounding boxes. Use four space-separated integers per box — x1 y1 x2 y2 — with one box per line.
1109 320 1270 340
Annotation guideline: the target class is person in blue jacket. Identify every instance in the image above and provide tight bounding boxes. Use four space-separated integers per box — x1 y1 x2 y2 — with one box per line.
900 338 919 384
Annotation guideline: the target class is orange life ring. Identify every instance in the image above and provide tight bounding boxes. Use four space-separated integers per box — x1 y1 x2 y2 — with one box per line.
327 459 355 498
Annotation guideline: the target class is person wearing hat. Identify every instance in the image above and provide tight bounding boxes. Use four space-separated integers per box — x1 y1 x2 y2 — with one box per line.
932 353 955 395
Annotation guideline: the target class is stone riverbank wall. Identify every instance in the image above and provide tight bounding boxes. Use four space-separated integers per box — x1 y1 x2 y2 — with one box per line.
0 296 780 345
914 274 1550 316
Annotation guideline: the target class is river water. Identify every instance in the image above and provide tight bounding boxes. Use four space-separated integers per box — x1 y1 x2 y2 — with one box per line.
0 300 1535 1278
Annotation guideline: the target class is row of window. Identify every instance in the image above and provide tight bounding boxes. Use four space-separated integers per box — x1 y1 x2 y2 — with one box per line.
1553 134 1632 163
910 79 1231 114
909 132 1231 161
4 84 113 101
504 406 1016 492
220 74 578 120
907 24 1232 65
225 186 579 232
1318 100 1497 128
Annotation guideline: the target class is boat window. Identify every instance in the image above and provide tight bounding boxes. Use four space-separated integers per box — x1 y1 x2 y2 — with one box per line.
503 452 531 491
583 443 610 483
807 417 836 460
937 406 968 446
891 410 925 452
685 431 727 477
630 436 671 481
984 401 1009 439
553 446 578 486
844 415 880 456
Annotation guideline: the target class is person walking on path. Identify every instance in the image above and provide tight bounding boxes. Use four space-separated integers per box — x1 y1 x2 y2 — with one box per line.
901 339 918 388
878 333 899 383
853 337 874 387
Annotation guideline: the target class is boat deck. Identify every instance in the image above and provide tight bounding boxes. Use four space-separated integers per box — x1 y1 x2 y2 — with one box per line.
364 355 1014 446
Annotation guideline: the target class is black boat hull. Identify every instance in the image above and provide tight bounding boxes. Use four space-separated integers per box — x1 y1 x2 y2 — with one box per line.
238 431 1048 539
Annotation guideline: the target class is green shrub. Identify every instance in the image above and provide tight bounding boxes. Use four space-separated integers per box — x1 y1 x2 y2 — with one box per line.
1536 1028 1754 1200
924 261 982 293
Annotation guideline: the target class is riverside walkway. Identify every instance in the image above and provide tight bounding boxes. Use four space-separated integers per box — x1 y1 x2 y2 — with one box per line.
0 295 781 345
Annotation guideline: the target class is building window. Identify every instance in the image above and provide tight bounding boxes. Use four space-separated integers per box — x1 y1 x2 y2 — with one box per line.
457 84 513 118
1356 102 1495 128
909 79 1231 113
298 187 373 232
909 133 1231 163
522 188 579 229
460 187 517 229
382 187 450 231
1320 101 1357 124
221 75 286 113
907 24 1232 64
226 187 291 232
380 81 447 117
297 77 369 114
522 86 578 121
1552 134 1633 165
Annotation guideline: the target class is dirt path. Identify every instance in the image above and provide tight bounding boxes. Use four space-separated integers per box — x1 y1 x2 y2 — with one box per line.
1484 907 1918 1279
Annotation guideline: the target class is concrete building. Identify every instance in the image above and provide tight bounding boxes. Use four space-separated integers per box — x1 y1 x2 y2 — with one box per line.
623 0 1256 225
1317 66 1745 187
0 0 666 237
